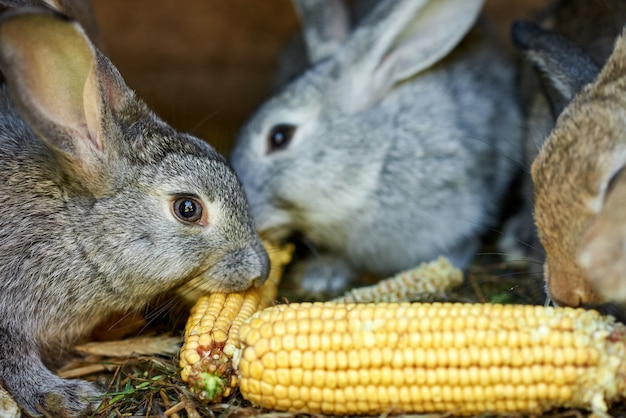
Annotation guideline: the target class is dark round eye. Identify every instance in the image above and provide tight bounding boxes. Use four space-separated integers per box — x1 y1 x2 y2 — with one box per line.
267 124 296 153
172 197 205 225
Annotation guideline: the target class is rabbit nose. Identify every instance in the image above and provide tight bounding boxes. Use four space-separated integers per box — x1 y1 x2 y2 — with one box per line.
548 275 601 307
549 291 583 308
544 260 603 307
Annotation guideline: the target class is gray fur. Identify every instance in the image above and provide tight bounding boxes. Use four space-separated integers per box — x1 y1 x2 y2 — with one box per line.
511 20 599 117
291 0 350 64
231 0 523 296
0 9 268 416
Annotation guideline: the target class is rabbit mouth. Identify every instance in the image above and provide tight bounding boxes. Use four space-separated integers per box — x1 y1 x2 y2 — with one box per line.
180 270 258 294
177 251 267 296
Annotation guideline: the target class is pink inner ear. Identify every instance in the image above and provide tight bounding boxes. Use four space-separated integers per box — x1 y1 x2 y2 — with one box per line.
0 12 107 158
82 67 104 152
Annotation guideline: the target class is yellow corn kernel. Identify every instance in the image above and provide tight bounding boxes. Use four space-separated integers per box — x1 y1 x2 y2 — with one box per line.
179 240 294 401
333 256 462 303
236 302 626 416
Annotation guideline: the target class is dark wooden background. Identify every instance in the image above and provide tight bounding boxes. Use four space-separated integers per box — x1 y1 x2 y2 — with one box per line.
90 0 548 155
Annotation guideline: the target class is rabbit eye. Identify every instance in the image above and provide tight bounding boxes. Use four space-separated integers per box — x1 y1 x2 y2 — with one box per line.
267 124 296 153
171 196 206 225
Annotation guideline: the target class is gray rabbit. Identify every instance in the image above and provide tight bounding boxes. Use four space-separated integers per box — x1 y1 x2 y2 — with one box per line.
505 0 626 306
231 0 523 296
0 8 268 417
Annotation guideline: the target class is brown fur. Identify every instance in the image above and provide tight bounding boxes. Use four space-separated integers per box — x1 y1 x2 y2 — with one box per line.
533 29 626 305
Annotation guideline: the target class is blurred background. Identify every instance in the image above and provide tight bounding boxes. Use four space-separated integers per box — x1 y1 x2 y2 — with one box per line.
90 0 548 155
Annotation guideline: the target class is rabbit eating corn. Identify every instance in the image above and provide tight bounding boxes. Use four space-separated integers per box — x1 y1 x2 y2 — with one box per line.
231 0 523 296
532 27 626 308
0 7 268 417
501 0 626 270
510 0 626 307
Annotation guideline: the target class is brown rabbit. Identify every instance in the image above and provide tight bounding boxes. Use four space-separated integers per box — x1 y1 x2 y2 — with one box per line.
507 0 626 308
502 0 626 267
532 26 626 307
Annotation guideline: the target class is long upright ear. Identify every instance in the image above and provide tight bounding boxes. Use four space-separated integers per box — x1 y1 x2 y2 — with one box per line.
291 0 351 63
337 0 484 110
511 20 600 118
40 0 104 48
0 8 127 179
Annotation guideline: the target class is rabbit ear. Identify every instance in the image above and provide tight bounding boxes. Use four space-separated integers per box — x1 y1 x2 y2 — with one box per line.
338 0 484 109
291 0 351 63
511 20 600 117
39 0 104 46
0 9 129 179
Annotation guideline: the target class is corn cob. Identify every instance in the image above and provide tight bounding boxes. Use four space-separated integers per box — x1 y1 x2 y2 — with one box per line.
236 301 626 416
179 241 294 401
333 256 462 303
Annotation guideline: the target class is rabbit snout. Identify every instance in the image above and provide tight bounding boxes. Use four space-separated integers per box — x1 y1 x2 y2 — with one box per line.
202 240 270 292
544 261 602 307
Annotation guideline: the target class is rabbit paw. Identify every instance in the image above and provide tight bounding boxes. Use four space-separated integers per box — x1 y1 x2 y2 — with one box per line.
0 351 102 417
289 255 357 299
39 379 102 417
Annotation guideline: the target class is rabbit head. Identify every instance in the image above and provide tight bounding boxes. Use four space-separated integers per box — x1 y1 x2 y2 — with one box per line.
0 8 267 416
531 26 626 307
501 0 626 268
510 0 626 307
232 0 523 294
